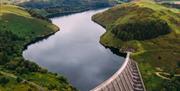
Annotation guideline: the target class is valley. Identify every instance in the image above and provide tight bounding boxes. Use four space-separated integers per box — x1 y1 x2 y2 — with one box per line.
0 0 180 91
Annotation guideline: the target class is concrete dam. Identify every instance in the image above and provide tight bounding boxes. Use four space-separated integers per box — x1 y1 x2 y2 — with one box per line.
91 52 146 91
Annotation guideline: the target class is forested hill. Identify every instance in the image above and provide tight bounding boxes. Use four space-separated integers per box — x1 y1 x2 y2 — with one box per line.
1 0 136 17
1 0 119 17
19 0 118 17
92 0 180 90
0 5 76 91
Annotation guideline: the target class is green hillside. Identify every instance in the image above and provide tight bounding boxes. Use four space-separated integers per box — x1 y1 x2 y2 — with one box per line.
0 5 76 91
92 0 180 90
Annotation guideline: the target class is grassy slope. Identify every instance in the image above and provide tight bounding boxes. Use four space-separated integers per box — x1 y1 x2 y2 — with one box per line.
0 5 76 91
0 5 58 38
92 0 180 90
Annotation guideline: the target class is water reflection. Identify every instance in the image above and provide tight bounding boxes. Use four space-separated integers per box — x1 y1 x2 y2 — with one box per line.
23 9 124 91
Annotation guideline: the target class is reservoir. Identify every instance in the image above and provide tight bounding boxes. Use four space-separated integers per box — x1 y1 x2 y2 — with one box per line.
23 8 124 91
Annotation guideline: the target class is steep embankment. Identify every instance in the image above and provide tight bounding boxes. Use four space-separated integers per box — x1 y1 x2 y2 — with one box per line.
0 5 76 91
92 0 180 90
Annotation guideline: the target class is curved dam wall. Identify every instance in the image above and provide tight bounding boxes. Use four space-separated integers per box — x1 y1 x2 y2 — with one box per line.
91 52 146 91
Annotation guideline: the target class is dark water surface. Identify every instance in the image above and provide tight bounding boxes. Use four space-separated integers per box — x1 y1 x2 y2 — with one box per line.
23 9 124 91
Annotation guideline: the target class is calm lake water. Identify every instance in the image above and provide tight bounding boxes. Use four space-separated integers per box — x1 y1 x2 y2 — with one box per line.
23 9 124 91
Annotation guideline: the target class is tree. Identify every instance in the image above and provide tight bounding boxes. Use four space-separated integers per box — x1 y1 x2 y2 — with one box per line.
0 53 9 65
177 61 180 68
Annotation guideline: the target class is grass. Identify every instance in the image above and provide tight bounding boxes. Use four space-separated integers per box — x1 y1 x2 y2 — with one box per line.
21 73 74 91
0 0 28 4
92 0 180 90
0 5 31 17
0 5 58 38
0 72 39 91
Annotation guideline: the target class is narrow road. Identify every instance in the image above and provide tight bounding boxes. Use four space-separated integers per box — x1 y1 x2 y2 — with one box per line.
155 72 180 80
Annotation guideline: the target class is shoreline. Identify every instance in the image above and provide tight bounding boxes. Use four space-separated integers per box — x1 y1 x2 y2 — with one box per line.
46 6 113 18
23 29 59 50
92 16 128 57
24 7 111 50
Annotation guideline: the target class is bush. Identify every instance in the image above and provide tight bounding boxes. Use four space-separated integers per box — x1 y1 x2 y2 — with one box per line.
0 77 9 85
16 67 28 75
48 84 57 90
16 77 23 83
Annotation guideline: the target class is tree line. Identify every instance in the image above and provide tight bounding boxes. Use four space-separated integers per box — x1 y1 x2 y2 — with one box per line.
111 17 171 41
